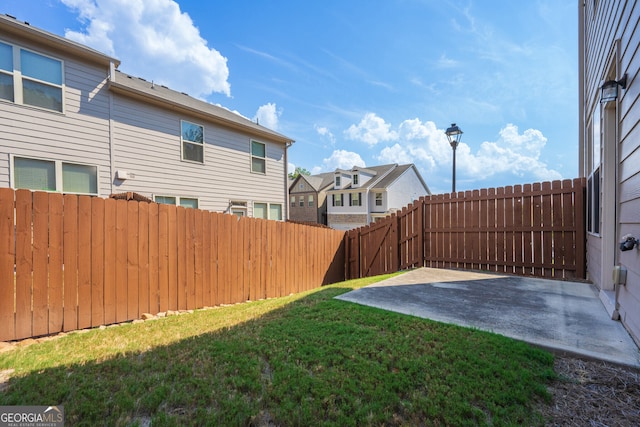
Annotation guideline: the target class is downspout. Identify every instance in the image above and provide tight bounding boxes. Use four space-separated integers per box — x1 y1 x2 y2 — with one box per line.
108 61 116 195
284 141 293 220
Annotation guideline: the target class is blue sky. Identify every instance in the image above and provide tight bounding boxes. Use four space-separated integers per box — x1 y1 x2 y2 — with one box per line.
4 0 578 194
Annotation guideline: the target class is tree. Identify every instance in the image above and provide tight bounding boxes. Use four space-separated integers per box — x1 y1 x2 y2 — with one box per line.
288 167 311 179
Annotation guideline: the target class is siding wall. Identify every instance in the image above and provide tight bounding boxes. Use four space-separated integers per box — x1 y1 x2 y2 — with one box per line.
110 96 287 213
0 33 112 195
582 0 640 344
385 169 429 209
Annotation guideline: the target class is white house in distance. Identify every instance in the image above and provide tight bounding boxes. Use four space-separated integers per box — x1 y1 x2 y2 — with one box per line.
0 14 293 220
325 163 431 230
579 1 640 345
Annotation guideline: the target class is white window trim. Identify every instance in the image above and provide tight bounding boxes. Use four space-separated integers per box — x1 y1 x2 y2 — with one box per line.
10 154 99 195
253 201 283 221
250 140 267 174
0 40 65 113
153 194 200 209
180 120 205 164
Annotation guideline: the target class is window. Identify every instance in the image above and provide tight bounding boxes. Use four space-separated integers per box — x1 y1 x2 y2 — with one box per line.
154 195 199 209
181 121 204 163
1 42 64 112
299 197 304 207
254 202 282 220
290 196 296 207
251 140 266 173
12 156 97 194
350 192 361 207
299 183 304 189
335 176 341 187
587 105 601 234
308 195 314 207
352 174 359 185
375 193 383 206
270 204 282 221
333 194 343 207
254 202 268 219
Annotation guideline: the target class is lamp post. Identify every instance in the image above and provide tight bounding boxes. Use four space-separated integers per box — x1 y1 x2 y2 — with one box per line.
445 123 463 193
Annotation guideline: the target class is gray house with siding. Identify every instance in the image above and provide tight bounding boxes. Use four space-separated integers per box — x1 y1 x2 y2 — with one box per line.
0 14 293 220
579 1 640 346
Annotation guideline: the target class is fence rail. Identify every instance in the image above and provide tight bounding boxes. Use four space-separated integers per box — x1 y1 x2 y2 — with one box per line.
346 178 586 281
0 189 345 342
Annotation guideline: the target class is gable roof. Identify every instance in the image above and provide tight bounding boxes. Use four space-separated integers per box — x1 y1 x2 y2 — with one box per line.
371 164 431 194
325 163 430 193
0 14 120 68
289 172 334 192
109 70 294 145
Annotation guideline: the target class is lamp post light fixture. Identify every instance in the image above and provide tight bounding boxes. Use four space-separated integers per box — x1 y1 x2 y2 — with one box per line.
445 123 463 193
600 74 627 103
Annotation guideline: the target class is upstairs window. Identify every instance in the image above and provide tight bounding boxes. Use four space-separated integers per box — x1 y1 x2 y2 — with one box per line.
375 193 383 206
181 121 204 163
308 195 314 207
299 197 304 207
290 196 296 207
352 174 359 185
335 176 341 187
0 41 64 112
350 192 361 207
251 140 266 173
333 194 343 207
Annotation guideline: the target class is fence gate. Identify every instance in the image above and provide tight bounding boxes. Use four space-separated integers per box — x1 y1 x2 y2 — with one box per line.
358 216 398 278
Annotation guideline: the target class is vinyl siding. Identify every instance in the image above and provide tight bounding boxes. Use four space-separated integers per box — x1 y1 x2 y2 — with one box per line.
0 34 112 195
111 96 287 213
582 0 640 344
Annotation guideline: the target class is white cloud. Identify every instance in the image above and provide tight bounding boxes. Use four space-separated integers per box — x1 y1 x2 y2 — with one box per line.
312 150 365 174
314 125 336 145
61 0 231 98
371 120 560 190
254 103 280 130
459 124 562 181
344 113 398 146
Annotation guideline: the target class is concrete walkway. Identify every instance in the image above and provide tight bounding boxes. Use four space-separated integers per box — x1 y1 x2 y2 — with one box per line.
335 268 640 368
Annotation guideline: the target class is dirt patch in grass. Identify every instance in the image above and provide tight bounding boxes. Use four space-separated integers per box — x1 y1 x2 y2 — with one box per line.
537 355 640 426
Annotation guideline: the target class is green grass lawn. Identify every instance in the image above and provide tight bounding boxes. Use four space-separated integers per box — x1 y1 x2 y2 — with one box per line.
0 273 555 426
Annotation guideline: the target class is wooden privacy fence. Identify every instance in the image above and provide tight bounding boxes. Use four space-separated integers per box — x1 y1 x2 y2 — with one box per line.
0 188 345 342
346 178 586 280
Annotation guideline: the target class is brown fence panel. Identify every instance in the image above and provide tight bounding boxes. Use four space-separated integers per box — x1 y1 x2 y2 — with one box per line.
399 201 423 270
32 191 49 337
148 202 159 313
63 194 79 332
138 201 150 315
48 193 64 334
103 198 117 325
15 190 33 339
115 199 128 323
91 197 105 328
0 189 15 341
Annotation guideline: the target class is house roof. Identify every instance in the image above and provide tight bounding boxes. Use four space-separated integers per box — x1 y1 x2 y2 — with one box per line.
0 14 120 68
371 164 431 194
289 172 334 192
109 70 294 145
325 163 430 194
0 14 294 146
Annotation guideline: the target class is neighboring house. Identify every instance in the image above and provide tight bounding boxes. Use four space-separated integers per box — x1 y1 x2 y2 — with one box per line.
288 172 334 224
0 14 293 220
579 1 640 345
325 163 431 231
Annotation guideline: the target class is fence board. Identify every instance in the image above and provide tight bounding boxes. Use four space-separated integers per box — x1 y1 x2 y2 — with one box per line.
48 193 64 334
138 202 150 315
63 195 79 332
167 205 178 311
126 202 139 320
194 208 204 308
115 200 128 322
15 190 33 339
542 182 553 277
0 189 14 341
185 208 195 310
77 196 92 330
32 192 49 337
522 184 533 276
176 207 186 311
103 198 117 325
158 204 169 312
91 197 105 328
148 203 159 313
